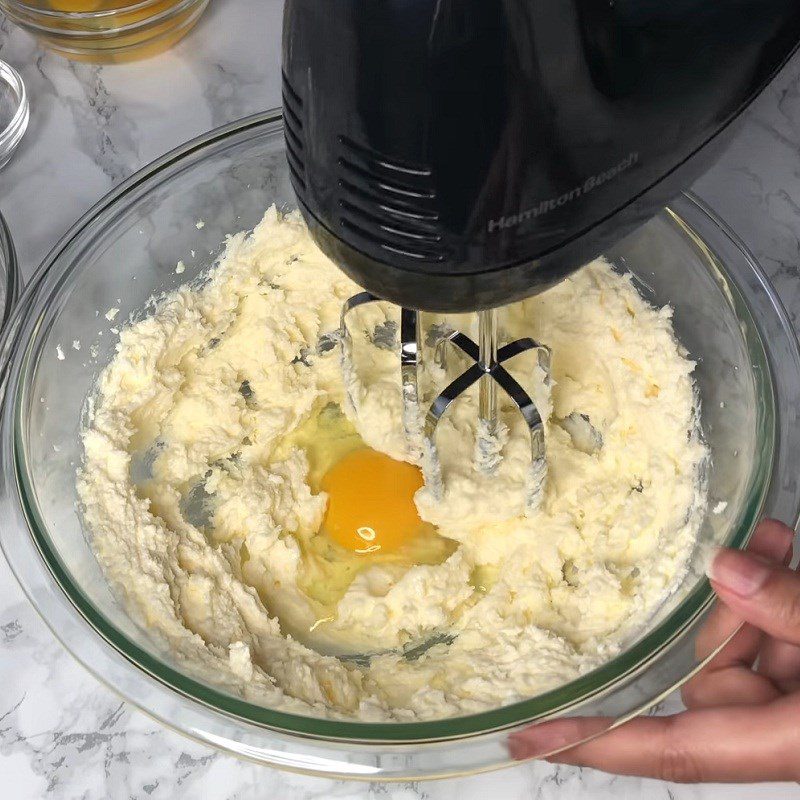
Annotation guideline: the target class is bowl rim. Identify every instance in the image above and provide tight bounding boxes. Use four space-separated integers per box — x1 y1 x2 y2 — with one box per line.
0 110 791 746
0 210 22 330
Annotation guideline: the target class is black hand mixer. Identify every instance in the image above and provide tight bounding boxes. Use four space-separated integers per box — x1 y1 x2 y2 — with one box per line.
282 1 800 509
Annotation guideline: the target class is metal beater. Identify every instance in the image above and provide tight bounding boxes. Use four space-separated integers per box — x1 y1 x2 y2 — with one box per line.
341 293 549 514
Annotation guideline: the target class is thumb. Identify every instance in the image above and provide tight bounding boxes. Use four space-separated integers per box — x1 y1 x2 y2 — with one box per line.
709 541 800 645
508 694 800 782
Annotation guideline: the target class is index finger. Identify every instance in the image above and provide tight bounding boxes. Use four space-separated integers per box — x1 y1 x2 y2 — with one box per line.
695 519 794 662
680 520 793 708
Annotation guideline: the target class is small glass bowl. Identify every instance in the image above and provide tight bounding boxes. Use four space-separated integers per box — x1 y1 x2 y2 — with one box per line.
0 0 209 63
0 60 29 169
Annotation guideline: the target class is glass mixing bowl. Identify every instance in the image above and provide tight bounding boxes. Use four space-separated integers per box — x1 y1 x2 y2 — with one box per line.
1 111 800 780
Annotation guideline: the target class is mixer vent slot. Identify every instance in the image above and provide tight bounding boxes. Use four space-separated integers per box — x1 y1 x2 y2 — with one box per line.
337 136 448 263
339 199 443 244
340 218 446 263
282 71 307 193
339 135 432 178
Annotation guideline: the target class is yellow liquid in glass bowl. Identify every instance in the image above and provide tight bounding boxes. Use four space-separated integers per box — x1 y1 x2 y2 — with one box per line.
0 0 209 62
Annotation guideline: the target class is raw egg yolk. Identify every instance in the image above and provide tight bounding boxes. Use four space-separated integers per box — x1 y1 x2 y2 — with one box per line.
320 448 425 555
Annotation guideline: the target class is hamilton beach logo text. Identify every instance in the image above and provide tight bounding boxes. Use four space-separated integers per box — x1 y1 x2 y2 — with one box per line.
487 151 639 233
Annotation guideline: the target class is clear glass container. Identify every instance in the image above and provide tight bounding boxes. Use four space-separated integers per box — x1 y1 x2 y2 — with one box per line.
1 111 799 780
0 0 209 63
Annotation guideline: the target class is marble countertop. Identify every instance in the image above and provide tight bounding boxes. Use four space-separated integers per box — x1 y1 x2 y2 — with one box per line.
2 2 800 797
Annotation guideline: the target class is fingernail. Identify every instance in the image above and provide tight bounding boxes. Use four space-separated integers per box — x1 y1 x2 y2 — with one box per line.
707 548 771 597
507 728 570 760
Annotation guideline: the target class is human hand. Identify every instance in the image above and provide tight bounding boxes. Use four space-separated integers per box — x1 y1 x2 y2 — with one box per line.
508 519 800 783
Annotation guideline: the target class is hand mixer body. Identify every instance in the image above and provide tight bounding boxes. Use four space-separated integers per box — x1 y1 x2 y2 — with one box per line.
282 0 800 312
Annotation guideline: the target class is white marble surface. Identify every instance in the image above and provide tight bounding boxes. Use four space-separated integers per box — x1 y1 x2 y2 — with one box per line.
2 2 800 797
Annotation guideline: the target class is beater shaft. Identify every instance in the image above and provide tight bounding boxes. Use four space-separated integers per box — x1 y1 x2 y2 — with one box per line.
478 308 499 433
